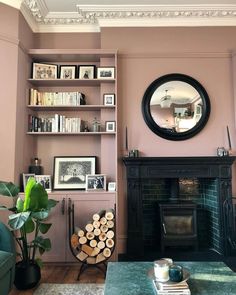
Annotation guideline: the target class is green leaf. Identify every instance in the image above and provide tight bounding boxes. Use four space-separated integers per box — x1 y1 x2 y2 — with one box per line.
28 183 48 212
39 223 52 234
35 257 43 268
0 181 19 197
34 236 51 252
16 197 24 212
24 217 35 233
23 177 36 211
8 212 30 230
32 211 49 220
47 199 59 210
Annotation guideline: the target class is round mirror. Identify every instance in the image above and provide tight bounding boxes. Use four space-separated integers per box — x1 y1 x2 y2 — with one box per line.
142 73 211 141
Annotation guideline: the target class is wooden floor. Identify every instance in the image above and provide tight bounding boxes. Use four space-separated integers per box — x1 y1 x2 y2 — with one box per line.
9 264 105 295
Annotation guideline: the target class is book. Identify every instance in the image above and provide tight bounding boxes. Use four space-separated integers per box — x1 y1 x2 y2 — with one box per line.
153 280 191 295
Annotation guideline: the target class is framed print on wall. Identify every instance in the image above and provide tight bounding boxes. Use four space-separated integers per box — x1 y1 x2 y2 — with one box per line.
97 67 115 79
105 121 116 132
59 65 76 79
53 156 96 190
104 93 115 106
32 63 57 79
86 174 106 191
78 65 96 79
35 175 52 192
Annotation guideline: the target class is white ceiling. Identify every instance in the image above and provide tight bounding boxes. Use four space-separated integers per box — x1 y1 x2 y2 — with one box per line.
2 0 236 32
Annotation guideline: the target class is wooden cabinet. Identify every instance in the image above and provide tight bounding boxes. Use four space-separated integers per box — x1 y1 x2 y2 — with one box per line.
42 191 116 263
25 49 118 262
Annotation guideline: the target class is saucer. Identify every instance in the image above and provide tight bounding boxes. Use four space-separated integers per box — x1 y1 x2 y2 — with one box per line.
147 267 190 285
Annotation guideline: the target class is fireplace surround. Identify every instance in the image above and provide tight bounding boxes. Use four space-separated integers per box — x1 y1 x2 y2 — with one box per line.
123 156 236 258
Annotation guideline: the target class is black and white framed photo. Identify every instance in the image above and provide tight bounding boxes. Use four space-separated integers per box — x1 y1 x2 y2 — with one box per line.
105 121 116 132
78 65 96 79
59 65 76 79
35 175 52 192
104 93 115 106
32 63 57 79
86 174 106 191
108 182 116 191
23 173 35 191
97 67 115 79
53 156 96 190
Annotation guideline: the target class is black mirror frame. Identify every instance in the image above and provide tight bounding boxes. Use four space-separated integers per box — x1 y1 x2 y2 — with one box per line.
142 73 211 141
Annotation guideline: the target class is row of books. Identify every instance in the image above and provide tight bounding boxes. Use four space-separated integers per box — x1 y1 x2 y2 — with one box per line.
153 280 191 295
29 89 86 106
28 114 83 133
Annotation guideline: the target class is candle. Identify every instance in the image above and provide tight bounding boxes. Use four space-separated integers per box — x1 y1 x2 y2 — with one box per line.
125 126 128 151
154 260 169 282
227 125 232 150
169 264 183 282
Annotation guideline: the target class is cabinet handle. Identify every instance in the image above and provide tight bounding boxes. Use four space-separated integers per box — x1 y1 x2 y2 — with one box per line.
61 198 65 215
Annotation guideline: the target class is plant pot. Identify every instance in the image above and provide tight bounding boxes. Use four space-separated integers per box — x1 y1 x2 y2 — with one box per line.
14 261 41 290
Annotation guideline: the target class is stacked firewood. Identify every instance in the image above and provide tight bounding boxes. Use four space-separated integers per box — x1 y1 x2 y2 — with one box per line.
70 209 115 264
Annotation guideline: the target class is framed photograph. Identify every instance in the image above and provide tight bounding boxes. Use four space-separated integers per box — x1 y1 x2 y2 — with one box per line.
97 67 115 79
23 173 35 191
53 156 96 190
105 121 116 132
86 174 106 191
104 93 115 106
59 65 76 79
108 182 116 191
32 63 57 79
35 175 52 192
78 65 96 79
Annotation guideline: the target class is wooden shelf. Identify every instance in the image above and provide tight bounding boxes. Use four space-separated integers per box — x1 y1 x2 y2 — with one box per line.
28 78 115 86
27 105 116 111
27 132 116 135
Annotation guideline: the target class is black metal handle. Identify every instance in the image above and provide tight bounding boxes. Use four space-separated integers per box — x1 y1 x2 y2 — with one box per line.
61 198 65 215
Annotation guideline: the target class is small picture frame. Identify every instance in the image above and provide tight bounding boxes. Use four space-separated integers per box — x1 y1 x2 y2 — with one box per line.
23 173 35 191
86 174 106 191
35 175 52 192
32 63 57 79
108 182 116 191
78 65 96 79
97 67 115 79
105 121 116 132
59 65 76 79
104 93 115 106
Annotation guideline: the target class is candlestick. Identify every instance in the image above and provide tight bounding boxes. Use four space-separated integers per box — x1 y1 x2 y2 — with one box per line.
125 126 128 151
227 125 232 150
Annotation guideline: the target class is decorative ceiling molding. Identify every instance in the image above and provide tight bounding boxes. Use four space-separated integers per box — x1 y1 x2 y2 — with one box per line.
18 1 236 32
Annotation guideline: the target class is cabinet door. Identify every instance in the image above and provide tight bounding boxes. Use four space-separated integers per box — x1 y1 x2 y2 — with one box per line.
66 192 116 262
42 194 67 262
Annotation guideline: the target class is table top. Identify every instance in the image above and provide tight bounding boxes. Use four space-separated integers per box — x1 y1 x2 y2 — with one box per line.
104 261 236 295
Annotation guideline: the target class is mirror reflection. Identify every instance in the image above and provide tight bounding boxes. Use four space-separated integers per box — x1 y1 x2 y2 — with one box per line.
150 81 202 133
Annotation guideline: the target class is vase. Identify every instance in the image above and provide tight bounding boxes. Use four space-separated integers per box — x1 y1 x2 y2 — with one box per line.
14 261 41 290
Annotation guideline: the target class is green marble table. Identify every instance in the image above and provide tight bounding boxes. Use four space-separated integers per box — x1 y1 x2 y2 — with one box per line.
104 261 236 295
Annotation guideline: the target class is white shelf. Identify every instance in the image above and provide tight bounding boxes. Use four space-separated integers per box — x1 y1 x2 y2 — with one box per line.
28 78 115 86
27 105 116 111
27 132 116 135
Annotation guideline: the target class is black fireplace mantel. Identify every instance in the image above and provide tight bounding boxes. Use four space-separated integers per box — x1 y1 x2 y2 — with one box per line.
123 156 236 258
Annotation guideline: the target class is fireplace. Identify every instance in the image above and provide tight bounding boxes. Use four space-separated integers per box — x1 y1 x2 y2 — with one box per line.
123 156 236 258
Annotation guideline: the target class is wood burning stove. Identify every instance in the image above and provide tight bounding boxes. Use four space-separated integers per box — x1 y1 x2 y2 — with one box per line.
159 202 198 252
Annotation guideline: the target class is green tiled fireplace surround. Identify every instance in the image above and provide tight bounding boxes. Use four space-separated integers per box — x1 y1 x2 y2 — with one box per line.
142 178 221 252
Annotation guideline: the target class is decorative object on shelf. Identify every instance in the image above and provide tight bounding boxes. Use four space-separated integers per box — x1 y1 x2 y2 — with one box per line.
217 147 228 157
0 179 58 290
128 149 139 157
97 67 115 79
105 121 116 132
83 121 90 132
103 93 115 106
32 63 57 79
59 65 77 79
53 156 96 190
78 65 96 79
92 117 101 132
34 175 52 192
79 92 86 105
108 182 116 192
68 203 115 280
86 174 106 191
28 157 43 175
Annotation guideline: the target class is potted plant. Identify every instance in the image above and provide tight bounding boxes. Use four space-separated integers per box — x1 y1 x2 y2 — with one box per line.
0 178 58 290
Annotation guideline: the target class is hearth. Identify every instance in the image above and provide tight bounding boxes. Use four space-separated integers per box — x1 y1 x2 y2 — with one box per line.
123 156 236 258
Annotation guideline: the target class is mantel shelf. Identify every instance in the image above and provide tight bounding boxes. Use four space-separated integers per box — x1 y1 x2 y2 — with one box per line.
28 78 115 86
27 105 116 111
27 132 116 135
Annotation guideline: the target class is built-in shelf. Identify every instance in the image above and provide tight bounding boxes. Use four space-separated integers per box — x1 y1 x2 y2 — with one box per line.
27 132 116 135
27 105 116 111
28 78 115 86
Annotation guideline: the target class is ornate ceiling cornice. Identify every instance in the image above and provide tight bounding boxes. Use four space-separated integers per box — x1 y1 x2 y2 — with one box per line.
20 1 236 33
